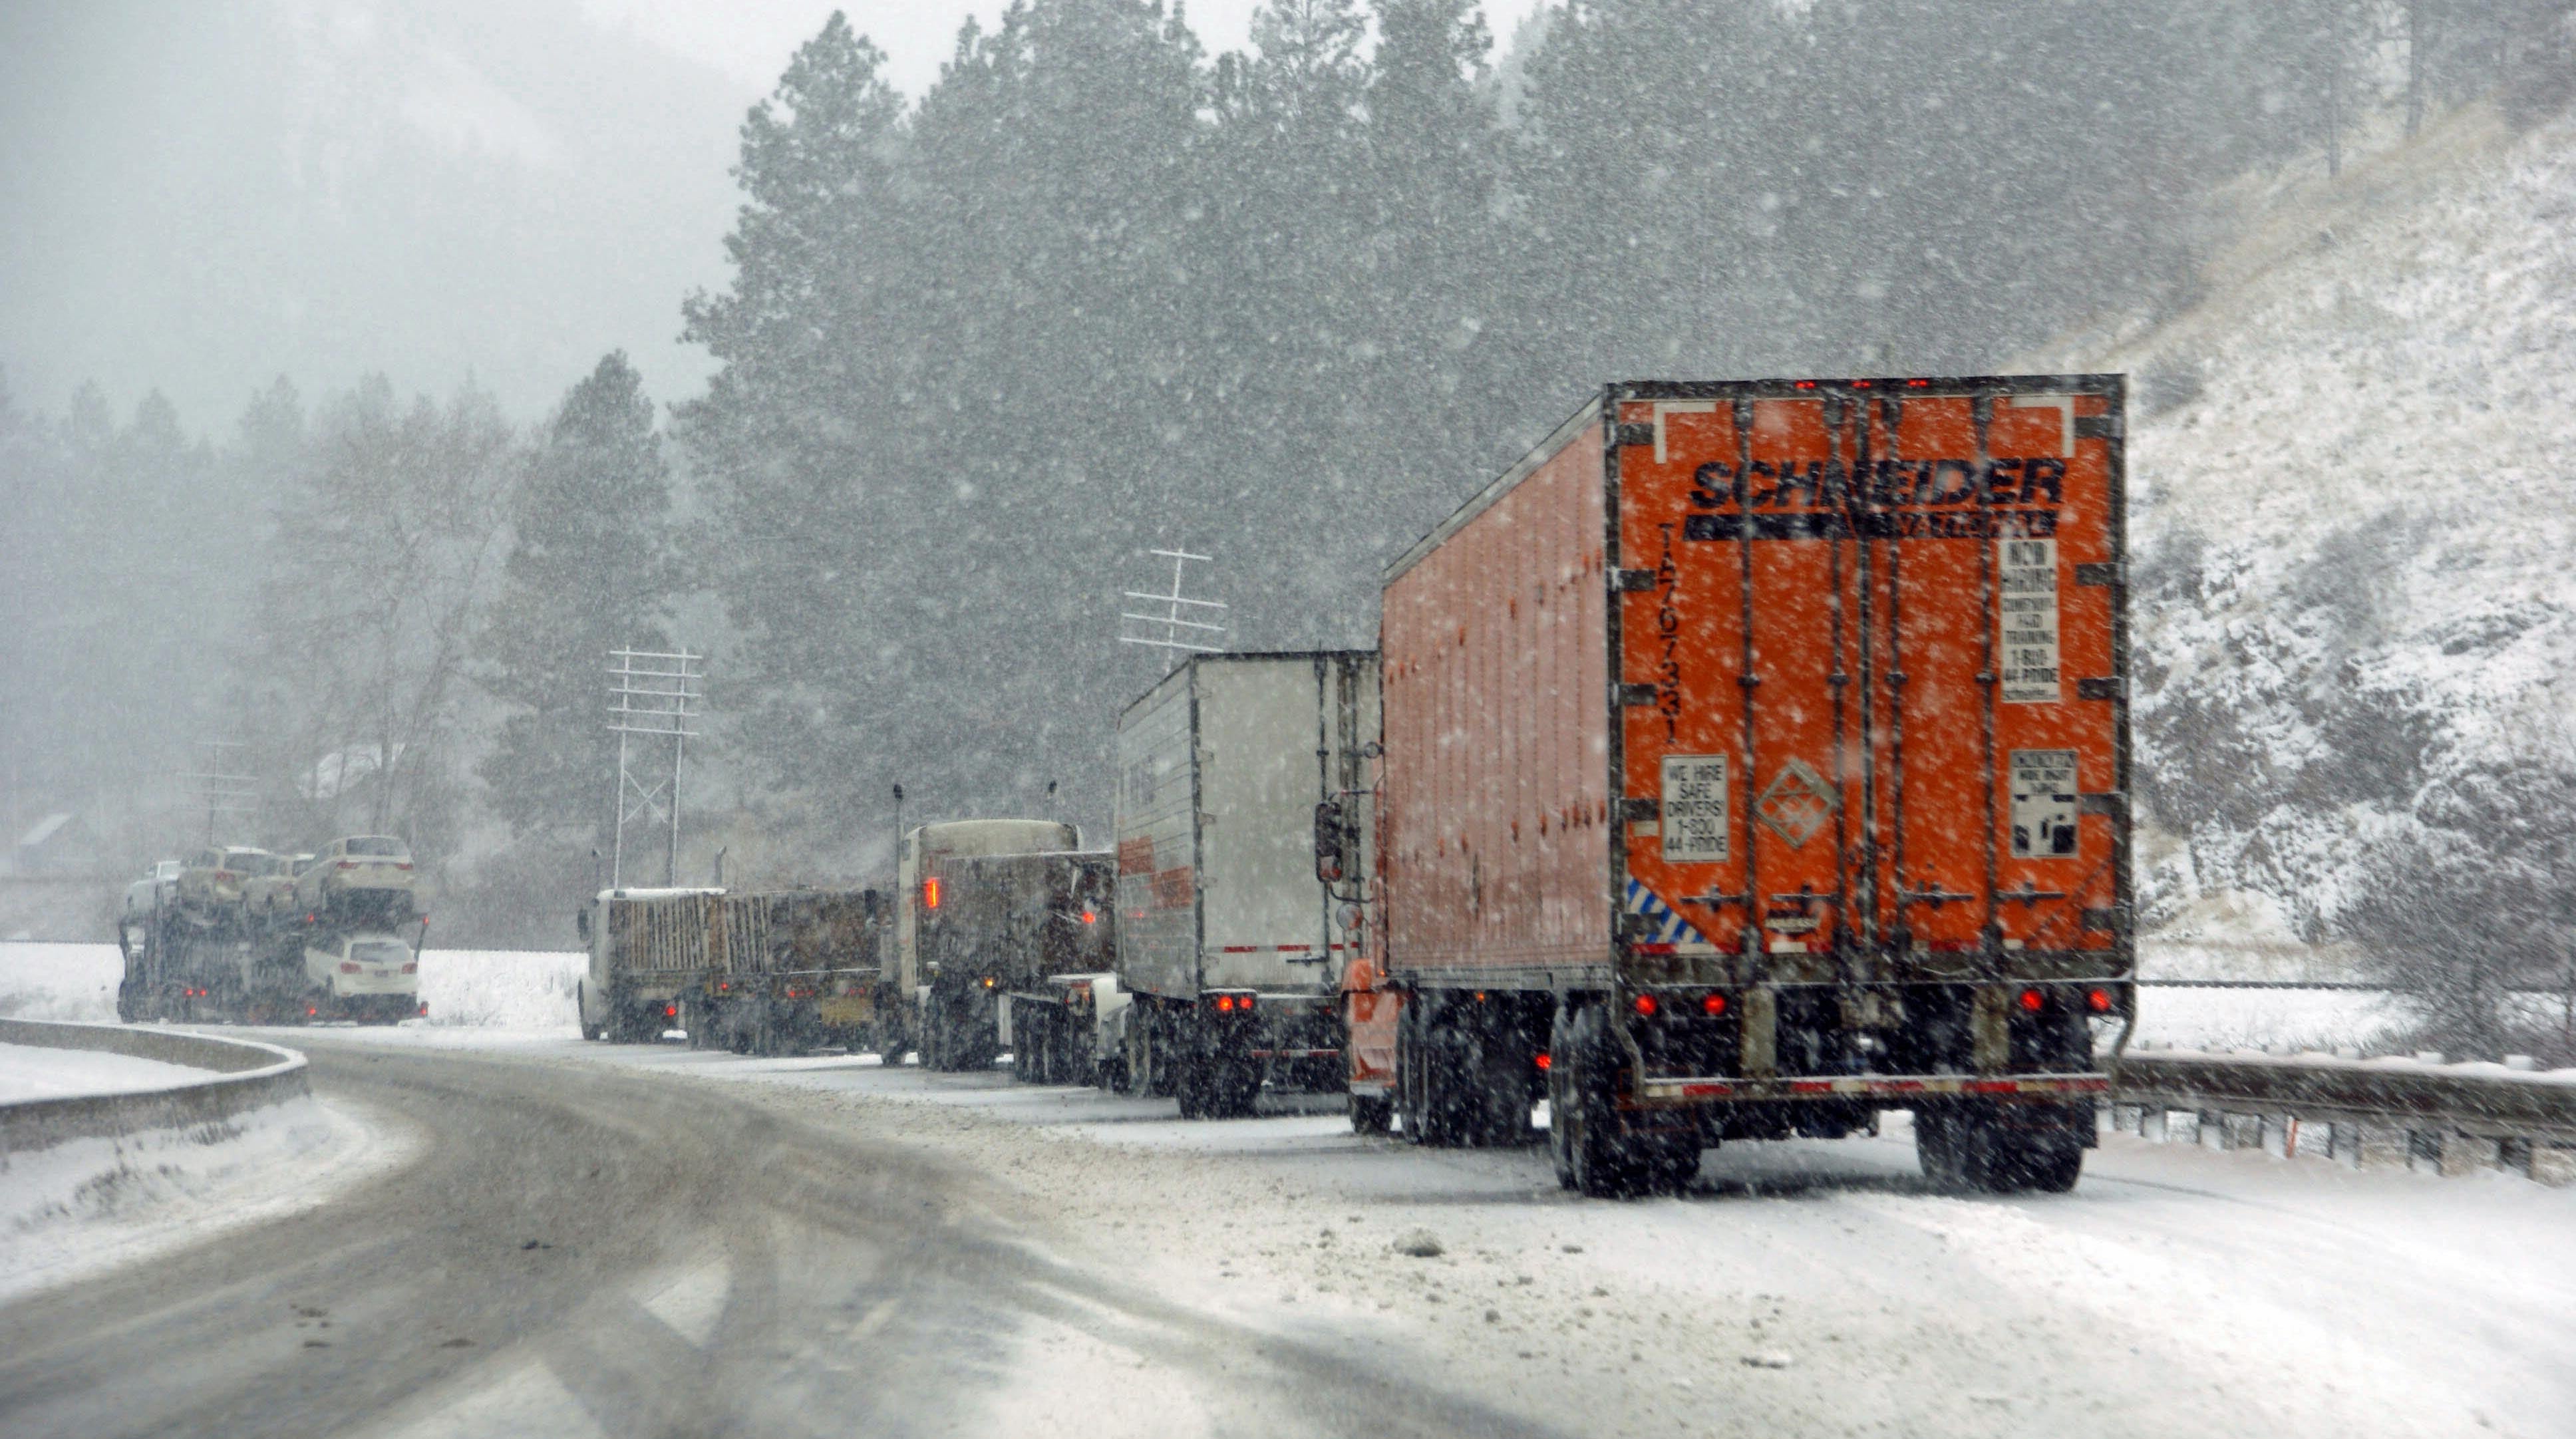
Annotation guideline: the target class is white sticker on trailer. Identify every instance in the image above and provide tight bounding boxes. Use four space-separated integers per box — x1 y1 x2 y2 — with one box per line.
2009 749 2079 859
1659 754 1729 863
1997 537 2060 704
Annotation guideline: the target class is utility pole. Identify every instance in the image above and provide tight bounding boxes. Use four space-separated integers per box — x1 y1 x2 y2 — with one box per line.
184 740 257 848
606 648 705 889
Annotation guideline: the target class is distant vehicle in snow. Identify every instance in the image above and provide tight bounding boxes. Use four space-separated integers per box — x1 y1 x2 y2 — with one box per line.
174 846 282 925
292 836 416 923
888 819 1086 1070
120 858 184 926
295 928 422 1025
240 852 312 925
1112 651 1376 1118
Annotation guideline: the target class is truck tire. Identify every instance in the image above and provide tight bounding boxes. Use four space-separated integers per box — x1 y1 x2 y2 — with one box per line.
1349 1092 1392 1134
1397 999 1476 1146
1464 1003 1536 1146
578 983 604 1042
1917 1110 2082 1194
1547 1003 1677 1198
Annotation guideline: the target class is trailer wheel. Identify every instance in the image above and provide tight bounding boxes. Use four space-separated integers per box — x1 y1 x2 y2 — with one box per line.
1547 1003 1660 1198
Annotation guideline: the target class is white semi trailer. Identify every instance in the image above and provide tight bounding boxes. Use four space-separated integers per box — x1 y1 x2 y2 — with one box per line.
1113 651 1378 1118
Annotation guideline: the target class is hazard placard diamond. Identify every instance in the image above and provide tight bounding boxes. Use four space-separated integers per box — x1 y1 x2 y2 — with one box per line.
1755 758 1836 849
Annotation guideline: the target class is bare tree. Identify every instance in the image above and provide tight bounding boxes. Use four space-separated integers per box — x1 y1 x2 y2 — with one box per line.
248 377 512 853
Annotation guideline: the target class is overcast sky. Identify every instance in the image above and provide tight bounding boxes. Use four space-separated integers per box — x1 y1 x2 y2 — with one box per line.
0 0 1545 438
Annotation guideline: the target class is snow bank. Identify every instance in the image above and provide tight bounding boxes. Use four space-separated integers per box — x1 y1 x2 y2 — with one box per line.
416 948 583 1031
0 1040 213 1103
0 1094 410 1303
0 942 120 1023
0 941 583 1033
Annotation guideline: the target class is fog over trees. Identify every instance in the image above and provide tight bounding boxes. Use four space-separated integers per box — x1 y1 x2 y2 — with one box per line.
3 0 2571 1023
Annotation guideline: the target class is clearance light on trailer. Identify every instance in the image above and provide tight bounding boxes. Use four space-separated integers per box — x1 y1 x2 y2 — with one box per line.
2018 988 2046 1013
923 877 941 910
1632 993 1659 1018
665 1003 679 1019
1701 993 1729 1017
2087 987 2114 1014
1081 907 1097 925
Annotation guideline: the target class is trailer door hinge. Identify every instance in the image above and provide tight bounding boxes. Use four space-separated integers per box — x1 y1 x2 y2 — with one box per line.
2076 677 2124 701
1615 568 1659 593
2078 792 2126 818
1618 683 1661 707
1614 422 1657 448
2074 562 2122 587
2081 905 2130 935
1619 797 1659 823
2073 413 2122 441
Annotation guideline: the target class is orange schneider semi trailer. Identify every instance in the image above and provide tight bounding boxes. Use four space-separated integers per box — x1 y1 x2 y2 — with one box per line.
1343 377 2134 1196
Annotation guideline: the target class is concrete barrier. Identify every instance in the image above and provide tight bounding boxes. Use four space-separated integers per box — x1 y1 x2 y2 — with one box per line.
0 1018 309 1155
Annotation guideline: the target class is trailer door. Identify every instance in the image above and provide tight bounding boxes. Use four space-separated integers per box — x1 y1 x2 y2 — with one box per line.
1609 379 2126 977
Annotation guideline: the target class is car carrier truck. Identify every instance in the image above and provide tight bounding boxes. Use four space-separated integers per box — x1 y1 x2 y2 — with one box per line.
1117 651 1378 1118
1343 377 2135 1196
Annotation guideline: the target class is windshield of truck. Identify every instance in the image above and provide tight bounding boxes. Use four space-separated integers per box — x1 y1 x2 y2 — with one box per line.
9 6 2568 1434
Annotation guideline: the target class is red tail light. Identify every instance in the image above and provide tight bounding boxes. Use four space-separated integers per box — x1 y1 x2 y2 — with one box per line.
1534 1052 1552 1070
339 861 358 870
396 862 412 871
2086 987 2113 1013
417 1002 428 1016
1632 993 1659 1017
923 877 941 910
1701 993 1729 1017
215 870 235 883
1213 994 1235 1013
307 1005 319 1017
339 962 361 974
665 1003 678 1019
2018 988 2045 1013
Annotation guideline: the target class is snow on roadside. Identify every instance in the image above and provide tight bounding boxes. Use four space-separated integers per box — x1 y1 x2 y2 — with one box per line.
416 949 581 1031
0 1041 214 1103
0 941 584 1034
0 1094 414 1304
0 942 118 1023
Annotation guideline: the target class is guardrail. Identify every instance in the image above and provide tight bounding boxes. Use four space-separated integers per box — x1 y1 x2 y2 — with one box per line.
0 1018 309 1155
2115 1046 2576 1186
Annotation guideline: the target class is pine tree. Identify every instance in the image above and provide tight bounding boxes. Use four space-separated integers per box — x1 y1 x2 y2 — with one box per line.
478 352 676 846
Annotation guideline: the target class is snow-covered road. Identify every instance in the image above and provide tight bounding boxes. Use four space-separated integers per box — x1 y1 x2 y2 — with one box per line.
275 1025 2575 1439
4 942 2568 1437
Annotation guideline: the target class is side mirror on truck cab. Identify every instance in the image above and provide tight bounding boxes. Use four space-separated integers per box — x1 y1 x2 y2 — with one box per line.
575 908 590 941
1314 800 1347 884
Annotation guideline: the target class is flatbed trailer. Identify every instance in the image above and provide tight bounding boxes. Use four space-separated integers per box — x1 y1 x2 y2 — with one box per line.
1347 377 2136 1196
693 889 886 1056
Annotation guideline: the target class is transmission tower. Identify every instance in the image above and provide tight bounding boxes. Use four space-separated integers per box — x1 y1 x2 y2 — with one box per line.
1119 548 1227 673
607 648 705 888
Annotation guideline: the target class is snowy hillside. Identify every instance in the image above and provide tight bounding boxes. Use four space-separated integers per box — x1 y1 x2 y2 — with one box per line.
2039 103 2576 958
